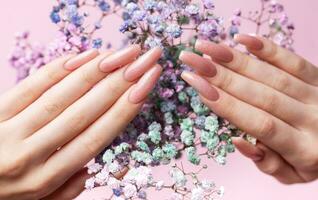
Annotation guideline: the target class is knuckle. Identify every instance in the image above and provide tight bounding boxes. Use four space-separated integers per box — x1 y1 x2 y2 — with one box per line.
19 81 38 103
256 116 276 140
273 74 290 92
235 54 249 73
0 151 29 177
41 99 62 116
219 72 233 91
25 178 51 199
67 114 88 133
106 81 123 97
294 57 307 74
261 92 278 111
265 41 279 61
45 68 62 83
80 69 95 85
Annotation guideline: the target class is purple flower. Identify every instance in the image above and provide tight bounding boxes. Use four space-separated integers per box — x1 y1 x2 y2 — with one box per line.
50 11 61 24
92 38 103 49
98 0 110 12
165 24 182 38
202 0 215 9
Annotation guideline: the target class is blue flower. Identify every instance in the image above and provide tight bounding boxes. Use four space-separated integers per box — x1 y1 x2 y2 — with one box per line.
98 0 110 12
165 24 182 38
119 20 130 33
63 0 78 5
50 11 61 24
112 188 122 196
70 14 84 27
92 38 103 49
144 0 157 10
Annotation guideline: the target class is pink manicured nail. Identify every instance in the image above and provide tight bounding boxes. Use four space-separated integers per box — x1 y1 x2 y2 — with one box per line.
128 64 162 104
251 153 264 162
64 49 99 70
179 51 217 77
124 47 162 82
99 44 141 73
234 34 264 50
181 71 219 101
195 40 233 63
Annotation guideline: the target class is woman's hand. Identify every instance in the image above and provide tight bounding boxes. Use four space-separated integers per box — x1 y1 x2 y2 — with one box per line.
179 34 318 184
0 45 162 200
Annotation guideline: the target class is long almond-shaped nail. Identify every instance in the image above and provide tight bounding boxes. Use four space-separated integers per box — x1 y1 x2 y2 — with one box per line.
64 49 99 70
129 64 162 104
181 71 219 101
99 44 141 73
195 40 233 63
234 34 264 50
179 51 217 77
124 47 162 82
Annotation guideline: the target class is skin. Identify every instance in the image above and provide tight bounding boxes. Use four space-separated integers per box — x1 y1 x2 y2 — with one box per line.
0 45 162 200
179 34 318 185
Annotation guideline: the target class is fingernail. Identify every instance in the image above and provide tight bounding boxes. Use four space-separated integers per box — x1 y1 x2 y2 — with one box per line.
181 71 219 101
64 49 99 70
99 44 141 73
179 51 217 77
195 40 233 63
128 64 162 104
234 34 264 50
124 47 162 82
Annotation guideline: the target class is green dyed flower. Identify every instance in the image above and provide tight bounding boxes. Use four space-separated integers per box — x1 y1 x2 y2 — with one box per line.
137 141 150 152
204 115 219 133
190 96 209 115
185 87 197 97
181 130 195 146
114 142 130 155
164 112 174 125
162 143 178 159
152 147 164 161
206 135 220 151
148 122 162 132
102 149 115 165
180 117 194 131
178 91 189 103
185 146 201 165
131 150 153 165
148 130 161 144
200 130 214 143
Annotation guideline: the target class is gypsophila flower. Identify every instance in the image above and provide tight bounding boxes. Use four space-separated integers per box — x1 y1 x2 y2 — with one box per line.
10 0 295 199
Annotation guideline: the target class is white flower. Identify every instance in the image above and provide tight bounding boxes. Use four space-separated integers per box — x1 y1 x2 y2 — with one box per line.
123 183 137 198
84 177 95 189
108 161 120 173
95 168 110 185
87 163 102 174
107 177 121 189
191 187 204 200
124 166 153 187
169 168 187 187
155 180 164 190
200 180 215 192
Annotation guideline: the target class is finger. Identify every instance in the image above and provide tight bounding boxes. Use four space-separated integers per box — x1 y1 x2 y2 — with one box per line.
232 138 304 184
181 71 303 158
45 65 162 179
27 49 162 159
13 45 142 138
194 39 318 104
234 34 318 86
179 51 312 130
0 50 98 122
41 168 90 200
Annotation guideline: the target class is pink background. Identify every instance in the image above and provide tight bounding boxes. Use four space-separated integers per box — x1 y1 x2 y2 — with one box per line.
0 1 317 199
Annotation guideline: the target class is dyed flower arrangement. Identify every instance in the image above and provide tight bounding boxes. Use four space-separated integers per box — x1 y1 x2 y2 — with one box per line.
8 0 294 199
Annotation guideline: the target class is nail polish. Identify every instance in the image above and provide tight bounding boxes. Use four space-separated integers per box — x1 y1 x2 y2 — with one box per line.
234 34 264 50
179 51 217 77
64 49 99 70
124 47 162 82
128 65 162 104
181 71 219 101
195 40 233 63
99 44 141 73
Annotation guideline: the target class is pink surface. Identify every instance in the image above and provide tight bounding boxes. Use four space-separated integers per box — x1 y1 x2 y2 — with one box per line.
0 1 317 199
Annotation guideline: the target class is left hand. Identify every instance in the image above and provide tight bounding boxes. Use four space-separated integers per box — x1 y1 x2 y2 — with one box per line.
179 34 318 184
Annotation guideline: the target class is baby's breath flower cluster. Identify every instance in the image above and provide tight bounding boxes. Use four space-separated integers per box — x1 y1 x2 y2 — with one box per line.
8 0 294 199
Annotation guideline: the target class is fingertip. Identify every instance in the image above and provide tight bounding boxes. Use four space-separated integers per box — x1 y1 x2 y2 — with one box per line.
234 34 264 51
232 137 265 162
